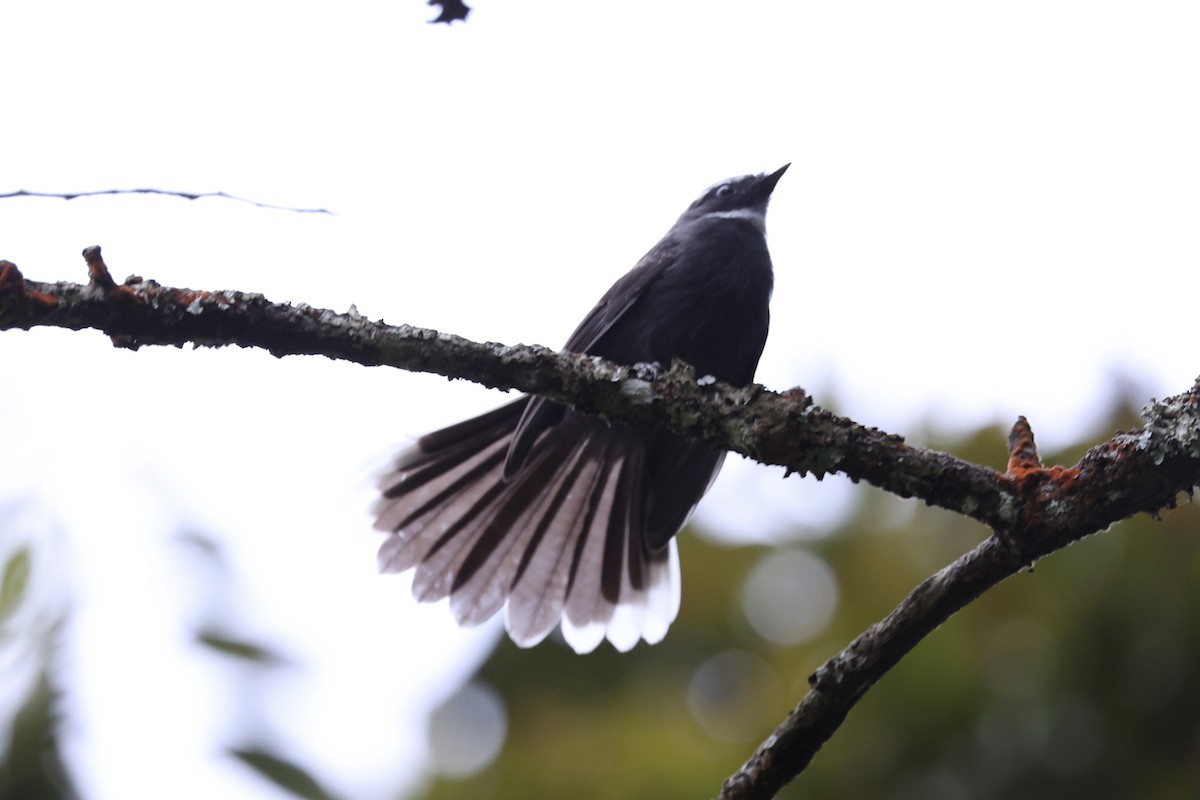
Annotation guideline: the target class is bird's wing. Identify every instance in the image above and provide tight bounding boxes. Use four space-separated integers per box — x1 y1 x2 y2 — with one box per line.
561 236 680 353
503 236 681 478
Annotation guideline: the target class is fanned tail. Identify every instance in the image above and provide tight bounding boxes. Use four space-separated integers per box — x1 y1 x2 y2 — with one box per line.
373 401 682 652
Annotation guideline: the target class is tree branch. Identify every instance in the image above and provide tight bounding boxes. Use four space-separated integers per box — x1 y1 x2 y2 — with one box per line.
3 248 1199 799
717 409 1200 799
0 248 1008 522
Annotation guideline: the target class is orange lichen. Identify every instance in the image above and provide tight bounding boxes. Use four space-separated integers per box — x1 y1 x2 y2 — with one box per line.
23 290 59 305
174 289 212 305
1006 415 1041 475
0 261 57 306
1005 414 1082 504
0 260 23 292
1041 464 1081 492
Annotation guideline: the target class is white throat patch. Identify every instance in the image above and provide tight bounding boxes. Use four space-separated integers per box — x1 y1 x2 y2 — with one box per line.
705 207 766 234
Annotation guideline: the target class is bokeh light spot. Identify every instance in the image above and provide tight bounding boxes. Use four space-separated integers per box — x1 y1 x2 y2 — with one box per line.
687 649 783 743
741 548 839 646
427 682 507 778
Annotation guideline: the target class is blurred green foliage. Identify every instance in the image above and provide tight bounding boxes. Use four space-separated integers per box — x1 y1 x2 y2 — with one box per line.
0 535 77 800
419 403 1200 800
0 667 77 800
0 547 31 631
229 748 338 800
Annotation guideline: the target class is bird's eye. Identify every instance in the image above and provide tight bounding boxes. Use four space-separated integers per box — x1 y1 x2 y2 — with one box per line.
715 184 734 198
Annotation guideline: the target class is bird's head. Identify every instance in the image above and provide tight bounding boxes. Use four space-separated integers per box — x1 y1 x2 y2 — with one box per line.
678 164 789 232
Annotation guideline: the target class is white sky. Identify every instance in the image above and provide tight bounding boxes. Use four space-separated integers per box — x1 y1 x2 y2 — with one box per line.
2 1 1199 798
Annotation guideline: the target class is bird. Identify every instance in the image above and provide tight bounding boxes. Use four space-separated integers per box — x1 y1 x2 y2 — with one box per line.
373 165 788 653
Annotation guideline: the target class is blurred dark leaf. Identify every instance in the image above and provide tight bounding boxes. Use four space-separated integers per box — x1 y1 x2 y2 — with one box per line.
0 547 31 627
229 748 338 800
0 670 79 800
174 530 226 563
197 629 287 666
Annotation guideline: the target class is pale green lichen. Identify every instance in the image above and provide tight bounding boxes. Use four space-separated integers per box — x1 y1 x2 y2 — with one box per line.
995 492 1017 525
618 378 656 405
1138 376 1200 465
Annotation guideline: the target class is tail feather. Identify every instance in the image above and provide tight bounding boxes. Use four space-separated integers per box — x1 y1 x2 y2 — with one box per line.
505 429 612 647
376 436 510 577
373 403 686 652
560 440 625 643
641 540 681 644
448 434 588 627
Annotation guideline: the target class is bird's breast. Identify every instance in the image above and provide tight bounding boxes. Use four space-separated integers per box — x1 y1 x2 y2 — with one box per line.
593 218 773 386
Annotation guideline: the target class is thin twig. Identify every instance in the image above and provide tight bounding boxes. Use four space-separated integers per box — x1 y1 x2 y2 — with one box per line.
0 188 333 215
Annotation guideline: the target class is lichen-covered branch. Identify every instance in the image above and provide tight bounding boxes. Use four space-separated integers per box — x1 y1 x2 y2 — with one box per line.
4 248 1200 800
718 404 1200 800
0 249 1009 525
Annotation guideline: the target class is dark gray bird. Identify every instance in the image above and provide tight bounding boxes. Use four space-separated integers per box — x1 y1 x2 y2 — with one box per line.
374 165 788 652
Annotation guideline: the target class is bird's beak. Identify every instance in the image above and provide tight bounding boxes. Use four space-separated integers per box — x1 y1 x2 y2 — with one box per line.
752 163 790 201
